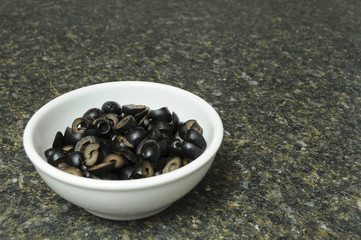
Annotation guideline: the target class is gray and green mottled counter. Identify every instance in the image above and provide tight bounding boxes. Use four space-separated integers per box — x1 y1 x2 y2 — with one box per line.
1 0 361 239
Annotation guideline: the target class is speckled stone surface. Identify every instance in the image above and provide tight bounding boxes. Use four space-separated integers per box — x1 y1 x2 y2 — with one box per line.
1 0 361 239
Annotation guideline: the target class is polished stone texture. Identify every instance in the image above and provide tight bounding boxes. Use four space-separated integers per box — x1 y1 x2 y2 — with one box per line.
1 0 361 239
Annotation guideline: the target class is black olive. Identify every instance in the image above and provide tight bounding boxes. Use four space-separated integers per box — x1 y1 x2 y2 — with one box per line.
93 118 111 135
52 131 64 148
134 108 150 122
113 115 136 134
101 101 122 114
122 104 148 116
168 138 183 157
101 113 119 128
137 140 161 162
149 121 173 137
132 161 154 179
170 112 180 133
181 141 204 160
163 157 182 173
117 148 141 164
63 166 84 177
67 151 84 167
125 127 148 147
46 149 66 166
88 161 115 176
120 165 135 180
150 128 163 142
44 147 58 159
83 107 102 121
150 157 169 171
138 115 150 129
62 145 74 153
74 135 98 152
101 173 120 180
149 107 172 122
182 129 207 151
103 153 126 168
72 117 92 135
83 143 101 167
178 120 203 139
112 135 134 151
158 139 169 157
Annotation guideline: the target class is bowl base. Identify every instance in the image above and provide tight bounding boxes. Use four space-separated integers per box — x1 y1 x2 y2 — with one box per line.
85 204 172 221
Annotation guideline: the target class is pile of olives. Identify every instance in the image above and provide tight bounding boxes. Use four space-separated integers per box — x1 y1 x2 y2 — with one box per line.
44 101 207 180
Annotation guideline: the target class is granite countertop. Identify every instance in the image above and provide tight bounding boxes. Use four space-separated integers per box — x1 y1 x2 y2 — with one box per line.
1 0 361 239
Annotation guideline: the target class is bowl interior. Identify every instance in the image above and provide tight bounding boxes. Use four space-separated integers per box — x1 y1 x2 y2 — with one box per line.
24 81 223 188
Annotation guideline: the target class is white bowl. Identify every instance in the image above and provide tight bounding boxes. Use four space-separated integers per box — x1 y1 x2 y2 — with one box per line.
23 81 223 220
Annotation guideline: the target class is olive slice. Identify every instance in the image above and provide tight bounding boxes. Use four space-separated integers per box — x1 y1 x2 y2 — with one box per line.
112 135 134 151
46 149 66 166
137 140 161 162
93 118 111 135
62 145 74 153
125 127 148 147
182 129 207 151
72 117 92 135
74 136 97 152
170 112 180 133
168 138 183 157
52 131 64 148
83 107 102 121
181 141 204 160
83 143 101 167
132 161 154 178
179 120 203 139
88 161 115 176
120 165 135 180
101 101 122 114
101 113 119 128
67 151 84 167
103 153 126 168
44 147 58 160
122 104 148 116
113 115 136 134
134 108 150 122
163 157 182 173
63 166 83 177
149 107 171 122
149 121 173 137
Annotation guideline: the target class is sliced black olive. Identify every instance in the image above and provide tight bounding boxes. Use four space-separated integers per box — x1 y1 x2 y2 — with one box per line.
132 161 154 179
113 115 136 134
63 166 83 177
62 145 74 153
150 157 169 171
88 161 115 176
181 141 204 160
122 104 148 116
134 108 150 122
138 115 150 129
46 149 66 166
168 138 183 157
93 118 111 135
125 127 148 147
101 173 120 180
170 112 180 133
158 139 169 157
179 120 203 139
120 165 135 180
117 148 141 164
137 140 161 162
163 157 182 173
150 128 163 141
83 107 102 121
182 129 207 151
74 135 97 152
44 147 58 160
101 101 122 114
83 143 101 167
112 135 134 151
72 117 92 135
67 151 84 167
149 121 173 137
149 107 172 122
103 153 126 168
101 113 119 128
52 131 64 148
183 158 193 166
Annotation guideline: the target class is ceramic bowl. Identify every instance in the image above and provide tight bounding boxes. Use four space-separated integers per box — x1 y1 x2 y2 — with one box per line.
23 81 223 220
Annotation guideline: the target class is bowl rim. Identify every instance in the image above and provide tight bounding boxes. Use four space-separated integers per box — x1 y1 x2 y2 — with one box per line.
23 81 223 191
